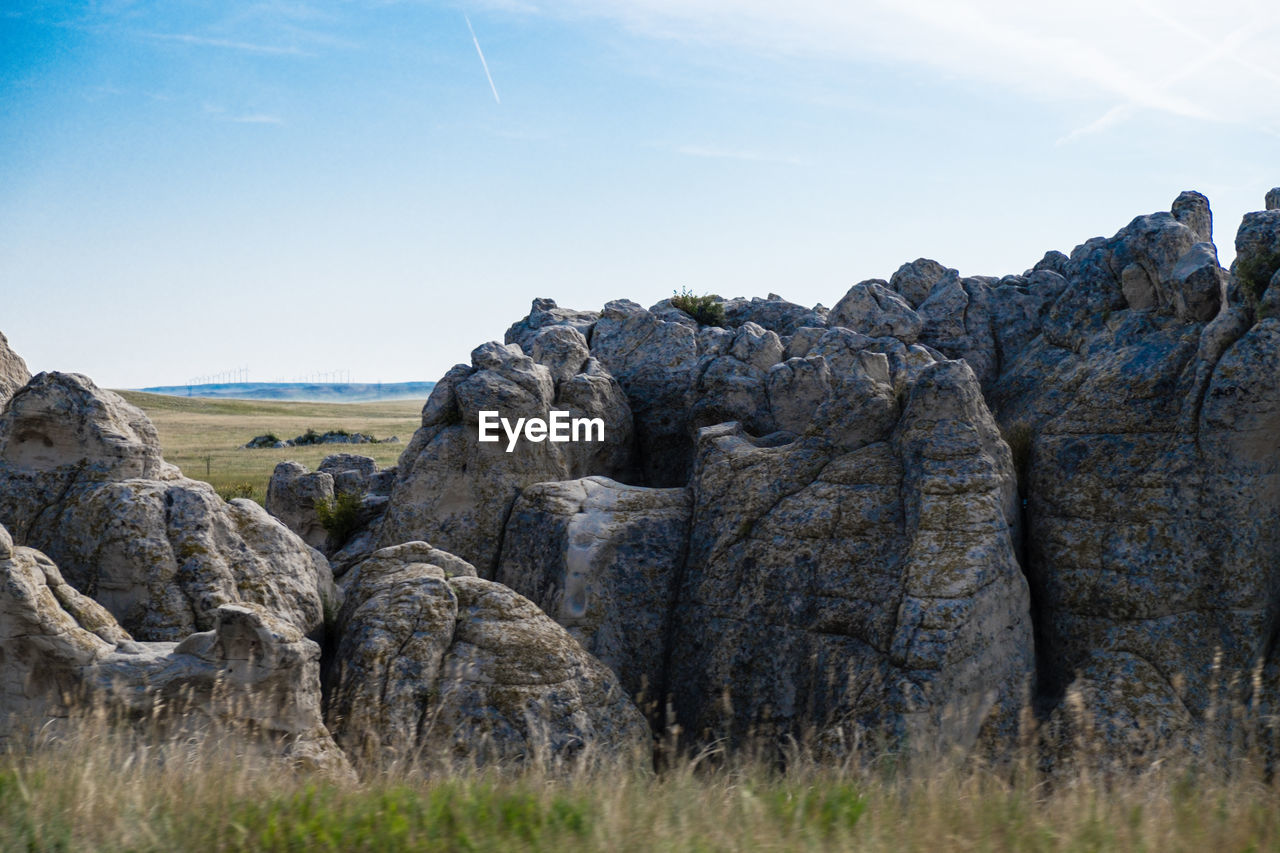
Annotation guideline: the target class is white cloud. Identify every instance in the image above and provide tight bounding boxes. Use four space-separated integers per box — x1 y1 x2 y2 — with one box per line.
144 31 310 56
513 0 1280 129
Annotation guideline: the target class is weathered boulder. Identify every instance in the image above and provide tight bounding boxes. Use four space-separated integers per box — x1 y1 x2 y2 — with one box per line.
917 272 999 385
890 258 951 308
1267 188 1280 212
266 453 396 562
916 269 1069 387
0 372 335 641
1172 190 1213 245
266 461 334 550
720 294 828 336
496 477 691 705
666 356 1033 751
1232 209 1280 306
990 197 1280 756
828 279 923 342
1033 250 1071 276
0 332 30 409
689 322 785 436
378 340 633 575
1170 242 1226 322
0 528 349 774
590 299 699 486
504 298 599 353
327 542 651 766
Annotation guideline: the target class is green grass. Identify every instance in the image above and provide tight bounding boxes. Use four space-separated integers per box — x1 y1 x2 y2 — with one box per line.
114 391 424 503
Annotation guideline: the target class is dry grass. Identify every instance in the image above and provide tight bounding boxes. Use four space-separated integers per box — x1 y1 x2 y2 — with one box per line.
5 714 1280 853
114 391 425 503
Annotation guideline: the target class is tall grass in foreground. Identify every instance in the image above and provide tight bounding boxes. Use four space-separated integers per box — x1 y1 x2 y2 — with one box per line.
5 713 1280 853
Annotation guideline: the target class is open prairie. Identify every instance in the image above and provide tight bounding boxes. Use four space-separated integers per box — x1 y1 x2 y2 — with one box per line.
114 391 425 503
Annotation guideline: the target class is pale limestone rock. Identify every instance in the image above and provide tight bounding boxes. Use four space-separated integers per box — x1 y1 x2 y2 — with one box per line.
689 322 784 436
378 341 633 575
266 461 334 550
496 476 690 704
666 358 1033 751
328 542 650 767
504 298 599 354
0 531 349 775
828 279 923 343
1172 190 1213 245
0 372 334 641
720 294 828 335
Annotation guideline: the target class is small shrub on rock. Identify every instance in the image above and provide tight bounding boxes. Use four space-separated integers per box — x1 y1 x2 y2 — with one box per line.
315 491 363 546
671 287 725 327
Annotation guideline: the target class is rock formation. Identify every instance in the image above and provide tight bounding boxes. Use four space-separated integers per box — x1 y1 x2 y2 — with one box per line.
0 372 335 641
378 337 633 575
991 191 1279 754
496 476 691 706
0 523 349 773
327 542 651 766
8 186 1280 771
267 453 397 561
668 358 1032 750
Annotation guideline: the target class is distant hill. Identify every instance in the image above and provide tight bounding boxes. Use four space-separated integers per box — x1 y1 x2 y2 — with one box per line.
136 381 435 403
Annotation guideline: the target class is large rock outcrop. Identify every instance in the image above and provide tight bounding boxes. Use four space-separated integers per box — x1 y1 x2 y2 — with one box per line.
990 192 1277 754
0 524 348 773
327 542 651 766
378 337 633 575
666 357 1033 750
0 372 334 641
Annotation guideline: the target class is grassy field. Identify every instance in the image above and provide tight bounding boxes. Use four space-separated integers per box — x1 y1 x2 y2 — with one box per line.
4 723 1280 852
115 391 425 503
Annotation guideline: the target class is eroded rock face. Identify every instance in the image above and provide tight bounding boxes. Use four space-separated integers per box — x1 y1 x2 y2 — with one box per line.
0 332 31 409
720 294 828 336
266 461 335 551
990 196 1280 755
0 528 349 774
504 298 600 353
327 542 651 766
890 258 951 309
590 299 700 486
496 476 691 706
0 372 334 641
378 338 633 575
829 280 923 343
666 356 1033 750
914 270 1069 389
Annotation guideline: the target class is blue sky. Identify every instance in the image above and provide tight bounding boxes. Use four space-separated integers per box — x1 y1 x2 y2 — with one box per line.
2 1 1277 388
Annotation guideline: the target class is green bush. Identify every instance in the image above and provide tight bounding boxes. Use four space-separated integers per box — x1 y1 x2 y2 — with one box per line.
315 491 363 546
218 482 257 502
671 287 725 327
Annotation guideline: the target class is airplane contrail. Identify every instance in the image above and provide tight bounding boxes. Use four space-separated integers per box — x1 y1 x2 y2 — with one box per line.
464 15 501 105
